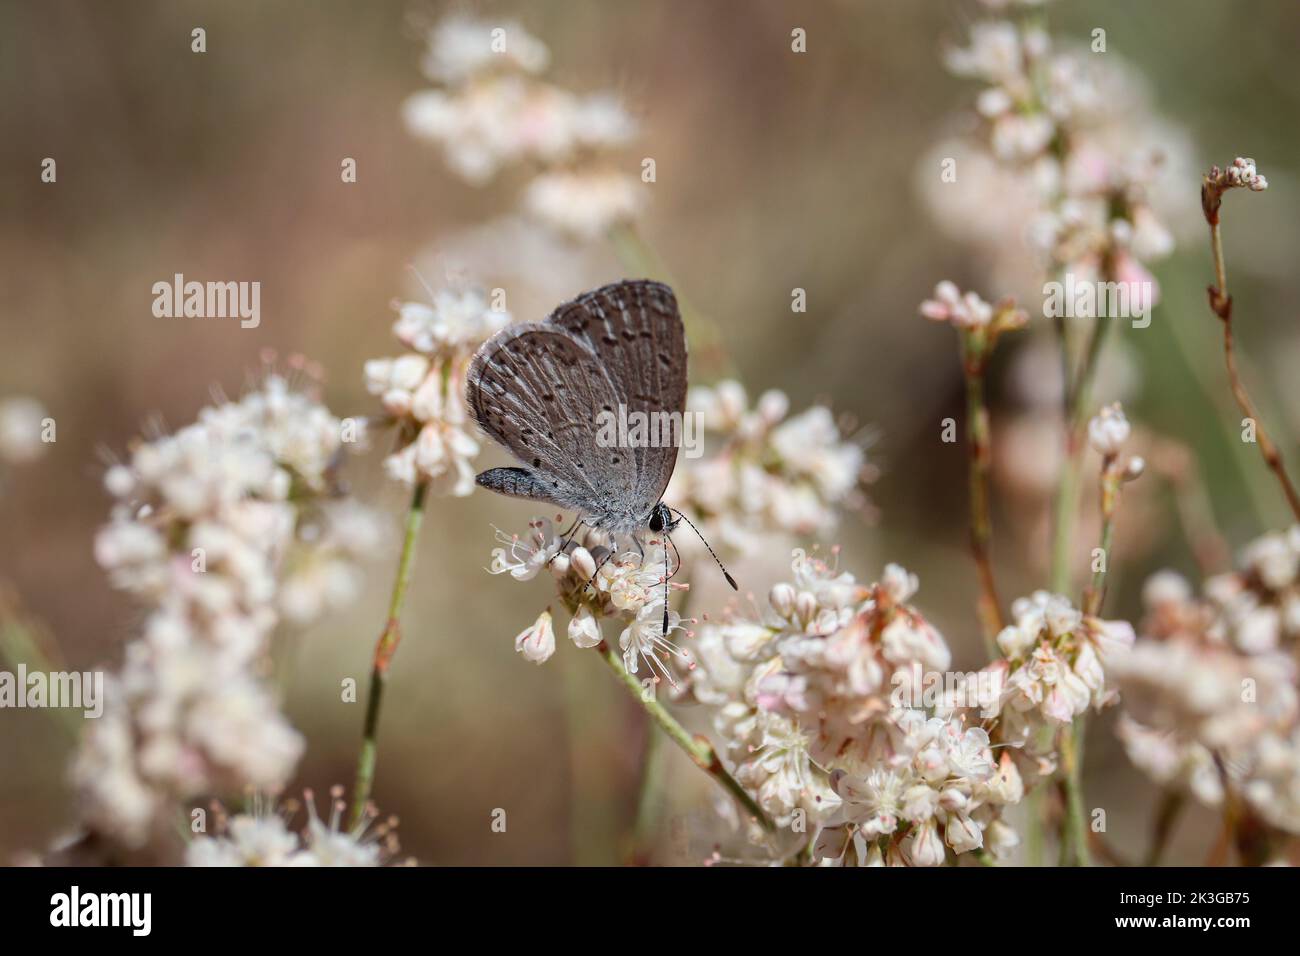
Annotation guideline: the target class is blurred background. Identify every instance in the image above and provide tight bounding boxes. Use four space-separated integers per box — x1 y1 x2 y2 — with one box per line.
3 0 1300 864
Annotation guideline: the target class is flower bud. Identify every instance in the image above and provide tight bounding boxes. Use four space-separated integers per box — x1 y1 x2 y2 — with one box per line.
769 582 797 618
1087 402 1130 456
514 609 556 664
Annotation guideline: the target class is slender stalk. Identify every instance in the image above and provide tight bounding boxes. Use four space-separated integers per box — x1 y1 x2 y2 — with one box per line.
628 565 696 863
1052 310 1117 595
0 589 80 739
1205 204 1300 521
961 343 1005 647
1145 789 1184 866
628 726 666 864
1084 454 1120 617
596 640 774 832
1058 719 1090 866
348 478 430 828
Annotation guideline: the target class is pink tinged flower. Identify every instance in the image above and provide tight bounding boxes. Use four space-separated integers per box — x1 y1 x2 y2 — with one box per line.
919 280 966 323
1043 682 1079 722
901 784 939 822
988 752 1024 803
514 609 555 664
567 605 602 649
901 819 946 867
1090 617 1136 657
996 623 1035 659
945 814 984 854
812 824 851 863
986 819 1021 860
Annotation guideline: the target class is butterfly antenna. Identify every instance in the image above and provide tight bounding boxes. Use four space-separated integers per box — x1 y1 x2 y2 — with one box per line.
669 507 737 590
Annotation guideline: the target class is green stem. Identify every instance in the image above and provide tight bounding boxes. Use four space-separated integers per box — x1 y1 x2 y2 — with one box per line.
596 641 774 832
1086 463 1118 617
1052 314 1116 594
348 478 430 828
628 725 667 863
0 594 80 740
1059 720 1090 866
962 345 1004 650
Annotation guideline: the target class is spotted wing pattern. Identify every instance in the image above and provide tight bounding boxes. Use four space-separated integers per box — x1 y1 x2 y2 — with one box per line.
466 323 636 512
543 279 687 509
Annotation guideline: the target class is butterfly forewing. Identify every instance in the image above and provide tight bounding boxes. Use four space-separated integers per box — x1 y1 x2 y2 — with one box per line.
544 279 687 507
466 324 637 509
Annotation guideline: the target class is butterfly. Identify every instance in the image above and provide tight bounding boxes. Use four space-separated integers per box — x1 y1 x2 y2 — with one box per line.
466 278 734 609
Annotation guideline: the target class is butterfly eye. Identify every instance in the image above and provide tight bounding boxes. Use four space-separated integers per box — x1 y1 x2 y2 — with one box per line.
648 508 664 533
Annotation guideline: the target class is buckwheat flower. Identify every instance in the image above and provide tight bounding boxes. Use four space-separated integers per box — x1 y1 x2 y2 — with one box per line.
620 601 689 684
489 518 563 581
982 591 1133 772
688 549 1024 862
732 711 835 827
297 788 401 867
769 407 864 504
919 281 1028 339
1088 402 1131 456
418 15 549 85
1206 156 1268 198
567 604 602 648
944 22 1026 91
392 288 510 360
667 382 871 550
187 814 301 867
899 819 946 867
73 371 361 849
524 169 643 241
1115 534 1300 835
367 279 503 492
515 609 556 664
488 518 691 682
0 395 47 464
187 788 402 867
279 502 388 626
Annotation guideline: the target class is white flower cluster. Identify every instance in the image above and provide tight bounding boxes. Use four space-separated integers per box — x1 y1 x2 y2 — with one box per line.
688 550 1024 864
364 284 508 491
920 9 1189 299
980 591 1134 776
0 395 48 465
490 518 688 682
664 381 867 554
74 374 371 847
1115 530 1300 832
186 788 402 867
403 15 642 239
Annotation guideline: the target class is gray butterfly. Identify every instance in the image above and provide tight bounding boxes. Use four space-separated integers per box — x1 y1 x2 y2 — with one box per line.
466 278 734 589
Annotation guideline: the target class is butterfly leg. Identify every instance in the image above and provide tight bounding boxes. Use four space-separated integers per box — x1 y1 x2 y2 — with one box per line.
582 549 614 597
546 515 584 569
